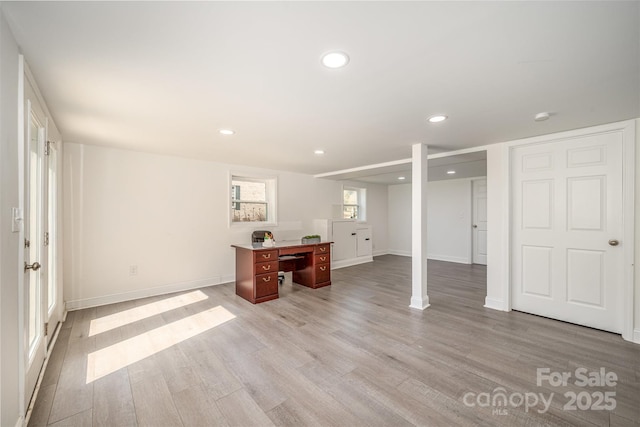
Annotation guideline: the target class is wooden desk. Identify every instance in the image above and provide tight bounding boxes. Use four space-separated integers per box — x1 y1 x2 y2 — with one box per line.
231 241 332 304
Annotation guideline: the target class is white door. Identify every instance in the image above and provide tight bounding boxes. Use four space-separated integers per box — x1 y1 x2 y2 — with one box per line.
24 104 47 407
472 179 488 265
511 132 623 333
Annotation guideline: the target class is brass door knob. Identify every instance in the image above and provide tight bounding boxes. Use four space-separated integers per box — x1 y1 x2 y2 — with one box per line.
608 239 619 246
25 261 41 272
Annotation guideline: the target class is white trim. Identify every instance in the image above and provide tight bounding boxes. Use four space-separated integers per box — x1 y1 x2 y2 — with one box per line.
427 254 471 265
17 54 26 418
410 296 430 310
621 120 635 342
331 256 373 270
484 297 506 311
228 172 278 228
633 329 640 344
372 249 388 257
314 158 411 179
64 275 234 311
387 249 411 257
14 417 24 427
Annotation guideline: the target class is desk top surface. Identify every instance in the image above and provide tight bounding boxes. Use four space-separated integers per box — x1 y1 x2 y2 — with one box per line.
231 240 331 251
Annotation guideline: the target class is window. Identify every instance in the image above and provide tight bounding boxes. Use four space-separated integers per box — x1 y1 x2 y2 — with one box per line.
343 186 366 220
231 175 277 225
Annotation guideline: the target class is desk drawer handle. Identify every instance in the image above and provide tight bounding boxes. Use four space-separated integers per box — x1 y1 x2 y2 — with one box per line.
319 247 326 252
319 256 326 262
262 276 271 282
262 265 271 271
262 253 272 259
319 266 326 271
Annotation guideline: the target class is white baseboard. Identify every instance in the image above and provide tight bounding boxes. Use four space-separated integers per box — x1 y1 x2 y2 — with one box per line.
427 253 471 264
387 249 411 257
484 296 506 311
633 328 640 344
383 251 473 263
372 249 388 257
409 295 430 310
65 275 235 311
331 256 374 270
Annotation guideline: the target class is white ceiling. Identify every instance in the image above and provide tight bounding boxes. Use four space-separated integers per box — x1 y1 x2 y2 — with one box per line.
3 1 639 177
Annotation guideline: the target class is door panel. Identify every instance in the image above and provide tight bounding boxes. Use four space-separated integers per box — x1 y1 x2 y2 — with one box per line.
25 105 47 407
512 131 623 333
472 179 487 265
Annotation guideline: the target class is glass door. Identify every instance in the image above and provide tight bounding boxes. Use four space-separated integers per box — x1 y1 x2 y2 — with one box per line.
24 104 47 408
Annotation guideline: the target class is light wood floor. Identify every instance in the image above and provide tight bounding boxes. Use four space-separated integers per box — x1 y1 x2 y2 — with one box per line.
29 256 640 426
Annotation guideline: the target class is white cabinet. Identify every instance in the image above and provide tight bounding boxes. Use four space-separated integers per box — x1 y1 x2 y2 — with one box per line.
356 226 372 257
314 219 373 269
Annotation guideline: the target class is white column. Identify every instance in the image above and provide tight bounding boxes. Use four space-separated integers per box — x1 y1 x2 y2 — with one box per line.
485 143 510 311
410 143 430 309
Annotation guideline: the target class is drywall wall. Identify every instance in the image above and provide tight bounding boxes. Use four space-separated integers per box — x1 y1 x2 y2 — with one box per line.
387 184 412 256
341 180 388 256
63 143 389 309
0 7 22 426
387 178 479 263
426 179 473 263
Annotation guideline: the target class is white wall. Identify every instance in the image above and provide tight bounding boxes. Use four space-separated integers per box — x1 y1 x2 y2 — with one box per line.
387 178 479 263
388 184 412 256
341 180 388 256
426 179 473 264
0 7 22 426
63 143 389 309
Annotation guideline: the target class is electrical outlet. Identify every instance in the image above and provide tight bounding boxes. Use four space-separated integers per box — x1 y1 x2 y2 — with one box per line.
129 265 138 276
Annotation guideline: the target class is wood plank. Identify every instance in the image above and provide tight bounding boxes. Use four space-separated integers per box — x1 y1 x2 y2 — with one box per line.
29 256 640 426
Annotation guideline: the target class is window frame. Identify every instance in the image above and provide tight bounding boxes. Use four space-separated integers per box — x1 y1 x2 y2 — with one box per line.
342 185 366 221
229 173 278 227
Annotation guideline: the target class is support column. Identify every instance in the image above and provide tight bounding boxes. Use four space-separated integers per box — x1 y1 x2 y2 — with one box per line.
410 143 430 309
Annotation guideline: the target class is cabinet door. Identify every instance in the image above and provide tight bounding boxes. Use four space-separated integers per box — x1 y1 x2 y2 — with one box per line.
356 227 372 257
332 221 356 261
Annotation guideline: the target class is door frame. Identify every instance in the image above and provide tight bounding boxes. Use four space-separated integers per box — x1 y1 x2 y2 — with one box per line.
471 178 488 265
505 120 635 342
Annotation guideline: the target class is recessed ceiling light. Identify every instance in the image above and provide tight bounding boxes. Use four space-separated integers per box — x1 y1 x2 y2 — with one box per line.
428 115 448 123
314 149 325 155
398 176 406 180
321 51 349 68
534 112 551 122
447 170 456 175
219 129 235 135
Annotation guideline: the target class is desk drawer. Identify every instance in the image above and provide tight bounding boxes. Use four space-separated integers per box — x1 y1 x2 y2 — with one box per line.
256 260 279 275
255 250 278 262
315 264 330 283
314 254 330 265
255 273 278 298
314 244 330 255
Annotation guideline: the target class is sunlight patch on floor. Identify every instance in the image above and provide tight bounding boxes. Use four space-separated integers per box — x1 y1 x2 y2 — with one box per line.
86 305 235 384
88 290 209 337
